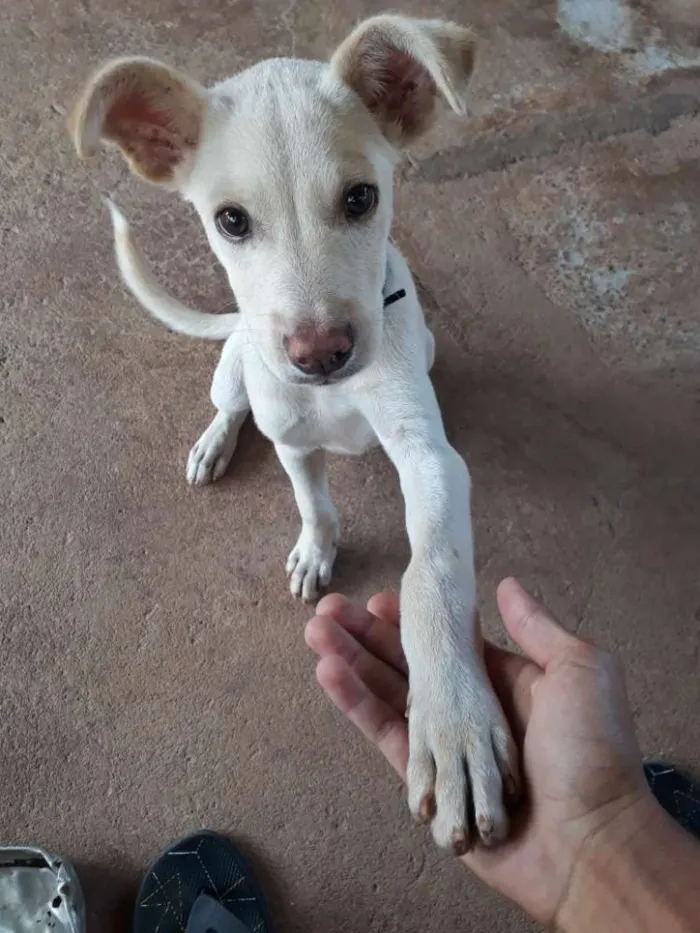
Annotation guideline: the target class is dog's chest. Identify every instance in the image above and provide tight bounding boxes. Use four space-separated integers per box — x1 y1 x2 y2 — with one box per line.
252 387 377 455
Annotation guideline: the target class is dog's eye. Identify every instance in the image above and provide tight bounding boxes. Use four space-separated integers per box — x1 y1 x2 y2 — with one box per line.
215 206 251 240
344 184 378 219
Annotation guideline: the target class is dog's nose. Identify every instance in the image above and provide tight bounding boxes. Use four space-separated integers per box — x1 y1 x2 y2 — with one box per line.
284 324 354 376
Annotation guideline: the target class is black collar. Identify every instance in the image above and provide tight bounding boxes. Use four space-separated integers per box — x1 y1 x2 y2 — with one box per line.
383 287 406 307
382 263 406 307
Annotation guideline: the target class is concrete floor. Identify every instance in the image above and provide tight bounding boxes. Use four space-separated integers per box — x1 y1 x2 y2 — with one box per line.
1 0 699 930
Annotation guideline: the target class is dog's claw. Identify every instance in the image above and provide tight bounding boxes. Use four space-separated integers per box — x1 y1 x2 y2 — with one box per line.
451 830 470 857
187 414 240 487
286 529 337 602
418 793 435 823
406 673 518 853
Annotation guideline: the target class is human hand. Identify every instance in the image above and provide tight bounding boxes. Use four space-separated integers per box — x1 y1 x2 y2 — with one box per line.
305 580 652 925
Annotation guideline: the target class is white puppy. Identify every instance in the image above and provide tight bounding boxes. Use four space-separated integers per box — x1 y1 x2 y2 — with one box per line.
69 14 519 853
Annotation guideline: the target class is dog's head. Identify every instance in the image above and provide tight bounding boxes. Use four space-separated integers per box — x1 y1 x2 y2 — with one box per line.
69 16 476 385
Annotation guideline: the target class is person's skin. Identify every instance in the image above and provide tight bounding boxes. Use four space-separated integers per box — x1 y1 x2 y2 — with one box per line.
305 578 700 932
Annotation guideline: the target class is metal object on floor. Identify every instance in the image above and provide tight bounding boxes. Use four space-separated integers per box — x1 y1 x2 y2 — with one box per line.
0 846 85 933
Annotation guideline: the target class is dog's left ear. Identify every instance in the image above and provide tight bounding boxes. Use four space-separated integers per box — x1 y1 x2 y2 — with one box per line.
330 14 477 144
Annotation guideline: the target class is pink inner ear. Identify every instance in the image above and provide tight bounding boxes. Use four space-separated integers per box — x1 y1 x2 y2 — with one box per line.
105 91 189 174
370 48 436 132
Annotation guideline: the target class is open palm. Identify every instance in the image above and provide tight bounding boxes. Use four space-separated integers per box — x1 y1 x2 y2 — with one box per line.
305 580 649 925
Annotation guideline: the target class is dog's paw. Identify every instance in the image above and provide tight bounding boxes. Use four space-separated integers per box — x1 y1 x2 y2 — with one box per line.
187 415 240 487
285 522 338 602
407 665 519 854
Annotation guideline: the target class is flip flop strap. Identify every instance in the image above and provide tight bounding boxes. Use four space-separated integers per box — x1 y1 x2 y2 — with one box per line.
186 893 252 933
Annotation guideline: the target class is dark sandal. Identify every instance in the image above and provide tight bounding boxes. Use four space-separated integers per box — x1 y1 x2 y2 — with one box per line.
644 761 700 840
133 831 275 933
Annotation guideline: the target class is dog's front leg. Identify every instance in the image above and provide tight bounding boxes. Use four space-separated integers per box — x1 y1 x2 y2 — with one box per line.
275 445 339 602
187 330 250 486
393 436 518 850
366 385 519 852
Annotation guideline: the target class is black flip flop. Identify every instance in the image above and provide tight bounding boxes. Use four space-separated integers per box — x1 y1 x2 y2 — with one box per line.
644 761 700 840
133 831 275 933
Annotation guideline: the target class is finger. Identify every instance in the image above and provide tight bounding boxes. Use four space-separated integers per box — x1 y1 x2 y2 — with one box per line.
305 614 408 713
316 594 407 674
316 655 408 778
316 592 352 617
366 592 400 627
483 641 541 737
496 578 579 669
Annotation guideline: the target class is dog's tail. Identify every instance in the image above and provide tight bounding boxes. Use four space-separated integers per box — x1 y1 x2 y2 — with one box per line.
104 198 238 341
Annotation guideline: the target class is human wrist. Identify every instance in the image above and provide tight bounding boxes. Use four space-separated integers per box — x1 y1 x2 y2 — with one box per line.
555 790 700 933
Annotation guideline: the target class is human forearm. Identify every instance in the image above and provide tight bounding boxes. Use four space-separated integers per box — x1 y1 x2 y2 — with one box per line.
557 794 700 933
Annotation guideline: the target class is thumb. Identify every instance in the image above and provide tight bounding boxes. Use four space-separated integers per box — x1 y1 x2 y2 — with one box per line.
497 578 579 669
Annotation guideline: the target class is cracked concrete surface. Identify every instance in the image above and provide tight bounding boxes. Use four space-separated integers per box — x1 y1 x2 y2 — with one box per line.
1 1 699 931
415 85 700 182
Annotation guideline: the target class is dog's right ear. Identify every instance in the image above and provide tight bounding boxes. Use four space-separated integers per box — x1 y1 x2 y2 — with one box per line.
68 58 206 188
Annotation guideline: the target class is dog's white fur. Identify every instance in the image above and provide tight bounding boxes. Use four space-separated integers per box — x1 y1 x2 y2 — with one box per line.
70 15 518 852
